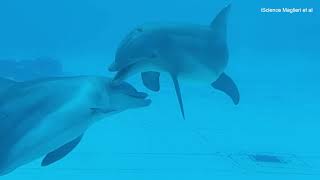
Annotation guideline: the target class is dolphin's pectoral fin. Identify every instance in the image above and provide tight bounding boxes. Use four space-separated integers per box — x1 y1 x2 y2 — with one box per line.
171 75 185 119
141 71 160 92
41 134 84 167
211 73 240 105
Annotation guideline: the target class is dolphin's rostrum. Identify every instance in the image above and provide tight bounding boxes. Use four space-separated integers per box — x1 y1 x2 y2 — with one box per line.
109 4 240 119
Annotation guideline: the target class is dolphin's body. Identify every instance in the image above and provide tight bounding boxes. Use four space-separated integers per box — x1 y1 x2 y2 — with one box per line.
0 76 151 175
109 4 240 119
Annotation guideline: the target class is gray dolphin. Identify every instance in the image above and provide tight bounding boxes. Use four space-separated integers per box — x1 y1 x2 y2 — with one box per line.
0 76 151 175
109 4 239 119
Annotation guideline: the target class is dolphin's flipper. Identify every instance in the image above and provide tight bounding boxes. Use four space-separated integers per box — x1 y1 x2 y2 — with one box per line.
141 71 160 92
211 73 240 105
41 135 83 166
171 75 185 119
210 4 231 40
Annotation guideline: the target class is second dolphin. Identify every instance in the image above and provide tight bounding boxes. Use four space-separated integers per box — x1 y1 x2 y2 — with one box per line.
109 4 239 119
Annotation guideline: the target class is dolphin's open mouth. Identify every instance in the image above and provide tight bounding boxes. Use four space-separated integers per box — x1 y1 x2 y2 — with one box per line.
130 91 148 98
109 79 152 107
131 91 152 107
110 58 144 82
109 57 137 73
140 98 152 107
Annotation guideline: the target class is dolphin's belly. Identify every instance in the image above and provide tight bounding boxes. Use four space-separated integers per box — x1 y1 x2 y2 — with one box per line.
160 34 227 84
176 56 223 84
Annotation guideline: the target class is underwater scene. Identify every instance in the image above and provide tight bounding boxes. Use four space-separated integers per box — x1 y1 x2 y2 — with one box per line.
0 0 319 179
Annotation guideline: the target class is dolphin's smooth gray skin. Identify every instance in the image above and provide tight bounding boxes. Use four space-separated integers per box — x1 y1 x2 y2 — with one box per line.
109 4 239 119
0 76 151 175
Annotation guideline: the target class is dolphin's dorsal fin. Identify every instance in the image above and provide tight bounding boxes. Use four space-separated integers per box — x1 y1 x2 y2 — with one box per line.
211 73 240 105
41 134 83 166
141 71 161 92
171 74 185 119
210 4 231 40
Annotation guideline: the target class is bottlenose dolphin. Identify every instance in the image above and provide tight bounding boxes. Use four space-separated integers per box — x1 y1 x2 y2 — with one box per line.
0 76 151 175
109 4 239 119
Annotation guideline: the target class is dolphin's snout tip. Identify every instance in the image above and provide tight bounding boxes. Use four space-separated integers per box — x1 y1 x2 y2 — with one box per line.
143 99 152 107
137 92 152 107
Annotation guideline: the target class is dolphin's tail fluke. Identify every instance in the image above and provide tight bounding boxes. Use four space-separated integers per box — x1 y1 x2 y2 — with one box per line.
210 4 231 41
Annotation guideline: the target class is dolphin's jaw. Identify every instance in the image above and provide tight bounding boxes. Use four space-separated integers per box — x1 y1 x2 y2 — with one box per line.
123 89 152 108
109 94 151 111
108 80 152 110
123 91 152 109
113 65 132 82
111 59 147 82
139 92 152 107
136 98 152 108
129 94 152 109
112 58 162 83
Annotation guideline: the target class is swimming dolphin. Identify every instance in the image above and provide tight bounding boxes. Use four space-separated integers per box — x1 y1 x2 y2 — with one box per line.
108 4 239 119
0 76 151 175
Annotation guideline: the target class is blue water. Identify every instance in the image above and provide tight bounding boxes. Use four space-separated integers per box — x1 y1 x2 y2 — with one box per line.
0 0 320 179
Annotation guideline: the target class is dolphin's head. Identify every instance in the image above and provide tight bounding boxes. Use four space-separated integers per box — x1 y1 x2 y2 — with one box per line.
109 25 160 81
107 81 151 111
